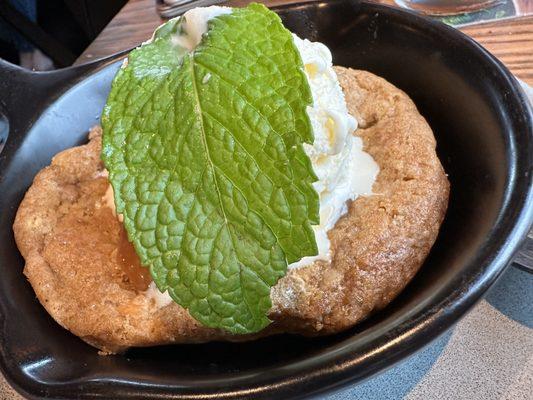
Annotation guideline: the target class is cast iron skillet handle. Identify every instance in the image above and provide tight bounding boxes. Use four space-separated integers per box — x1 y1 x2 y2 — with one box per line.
0 51 129 150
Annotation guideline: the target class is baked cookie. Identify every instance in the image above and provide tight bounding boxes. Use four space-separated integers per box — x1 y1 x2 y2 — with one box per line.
13 68 449 353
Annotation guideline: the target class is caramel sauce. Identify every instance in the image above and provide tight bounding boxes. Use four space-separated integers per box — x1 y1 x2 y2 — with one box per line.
117 224 152 291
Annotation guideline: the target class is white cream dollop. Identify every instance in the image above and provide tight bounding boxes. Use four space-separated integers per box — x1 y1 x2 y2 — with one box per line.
289 34 379 269
146 282 174 308
169 6 232 51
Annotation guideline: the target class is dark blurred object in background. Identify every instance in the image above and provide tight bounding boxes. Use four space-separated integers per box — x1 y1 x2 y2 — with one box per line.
0 0 127 70
156 0 225 19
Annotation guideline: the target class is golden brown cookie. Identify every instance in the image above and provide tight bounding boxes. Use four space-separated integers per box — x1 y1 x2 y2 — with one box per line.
13 68 449 353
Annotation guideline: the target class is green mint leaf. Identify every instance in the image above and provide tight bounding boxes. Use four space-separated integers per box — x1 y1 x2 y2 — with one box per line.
102 3 319 333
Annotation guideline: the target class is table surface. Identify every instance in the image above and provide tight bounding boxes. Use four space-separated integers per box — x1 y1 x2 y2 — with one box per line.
2 1 532 399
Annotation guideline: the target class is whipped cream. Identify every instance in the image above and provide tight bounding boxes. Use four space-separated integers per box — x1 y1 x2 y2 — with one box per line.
169 6 232 51
146 281 174 308
290 35 379 268
111 6 379 277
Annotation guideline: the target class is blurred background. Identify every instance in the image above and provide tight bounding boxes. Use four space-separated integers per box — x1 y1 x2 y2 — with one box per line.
0 0 531 70
0 0 127 70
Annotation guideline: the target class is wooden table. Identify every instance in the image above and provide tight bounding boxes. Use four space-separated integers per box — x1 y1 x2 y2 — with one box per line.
76 0 533 86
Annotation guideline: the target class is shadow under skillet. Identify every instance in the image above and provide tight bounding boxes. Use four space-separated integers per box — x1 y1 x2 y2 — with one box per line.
485 266 533 329
323 330 453 400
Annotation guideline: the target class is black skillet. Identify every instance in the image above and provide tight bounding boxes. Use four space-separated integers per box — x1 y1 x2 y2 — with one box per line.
0 1 532 399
